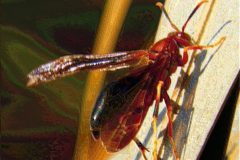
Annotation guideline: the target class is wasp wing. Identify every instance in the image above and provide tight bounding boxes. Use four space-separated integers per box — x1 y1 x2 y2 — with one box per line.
90 66 156 152
27 50 149 86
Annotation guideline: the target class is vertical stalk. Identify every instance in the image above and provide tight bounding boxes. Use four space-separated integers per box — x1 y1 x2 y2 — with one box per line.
73 0 133 159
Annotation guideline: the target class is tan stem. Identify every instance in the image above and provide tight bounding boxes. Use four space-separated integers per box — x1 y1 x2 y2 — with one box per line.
73 0 133 160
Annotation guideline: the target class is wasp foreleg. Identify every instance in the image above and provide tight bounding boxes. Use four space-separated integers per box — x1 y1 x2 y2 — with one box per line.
183 37 225 57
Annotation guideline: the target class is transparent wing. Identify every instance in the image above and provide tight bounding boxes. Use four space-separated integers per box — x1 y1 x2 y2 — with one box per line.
27 50 150 86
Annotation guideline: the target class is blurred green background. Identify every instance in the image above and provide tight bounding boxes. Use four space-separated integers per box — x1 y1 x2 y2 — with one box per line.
0 0 160 159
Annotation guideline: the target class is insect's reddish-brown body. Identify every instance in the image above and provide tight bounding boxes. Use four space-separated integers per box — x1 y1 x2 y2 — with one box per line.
90 32 192 151
27 1 225 159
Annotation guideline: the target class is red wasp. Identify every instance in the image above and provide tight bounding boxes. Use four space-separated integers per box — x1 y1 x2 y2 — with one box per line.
27 1 225 159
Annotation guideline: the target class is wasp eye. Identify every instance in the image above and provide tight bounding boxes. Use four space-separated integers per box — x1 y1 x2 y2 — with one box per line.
91 130 100 140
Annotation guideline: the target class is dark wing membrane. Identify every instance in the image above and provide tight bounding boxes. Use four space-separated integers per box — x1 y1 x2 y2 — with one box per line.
27 50 149 86
90 67 155 152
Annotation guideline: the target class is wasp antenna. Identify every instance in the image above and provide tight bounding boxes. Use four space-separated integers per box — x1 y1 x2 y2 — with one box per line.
156 2 180 32
182 0 208 32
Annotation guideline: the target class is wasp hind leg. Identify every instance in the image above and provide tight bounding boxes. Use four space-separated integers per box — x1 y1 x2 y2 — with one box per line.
152 81 164 160
134 137 149 160
163 91 179 160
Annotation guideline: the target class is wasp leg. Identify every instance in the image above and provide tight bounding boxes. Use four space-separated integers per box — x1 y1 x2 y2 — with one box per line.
152 81 164 160
134 137 149 160
180 37 226 65
163 91 179 160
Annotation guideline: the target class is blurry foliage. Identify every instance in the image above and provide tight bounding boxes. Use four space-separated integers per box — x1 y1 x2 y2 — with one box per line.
0 0 160 159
